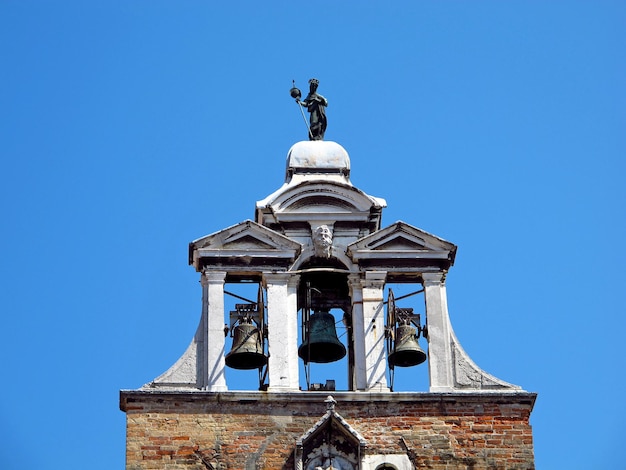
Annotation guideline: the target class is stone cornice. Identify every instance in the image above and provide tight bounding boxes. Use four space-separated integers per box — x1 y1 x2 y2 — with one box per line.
120 389 537 412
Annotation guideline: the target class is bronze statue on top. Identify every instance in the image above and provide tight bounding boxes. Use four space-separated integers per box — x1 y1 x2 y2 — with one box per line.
290 79 328 141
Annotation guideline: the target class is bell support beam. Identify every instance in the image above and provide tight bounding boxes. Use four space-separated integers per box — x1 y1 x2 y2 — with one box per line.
361 271 389 392
422 272 454 392
202 270 228 391
265 272 300 391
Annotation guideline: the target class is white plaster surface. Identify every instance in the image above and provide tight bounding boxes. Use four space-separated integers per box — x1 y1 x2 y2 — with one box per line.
348 274 367 391
361 271 389 392
266 273 300 391
204 271 228 391
423 272 454 392
146 271 228 391
286 140 350 173
423 272 521 392
146 328 201 389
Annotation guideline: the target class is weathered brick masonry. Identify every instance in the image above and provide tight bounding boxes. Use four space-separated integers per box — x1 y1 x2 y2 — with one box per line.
120 390 536 470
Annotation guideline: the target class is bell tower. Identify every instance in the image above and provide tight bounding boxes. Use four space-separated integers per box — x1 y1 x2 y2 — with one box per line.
121 84 536 469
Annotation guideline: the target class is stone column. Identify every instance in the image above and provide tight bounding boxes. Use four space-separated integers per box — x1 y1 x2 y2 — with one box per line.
265 272 300 391
348 274 366 390
361 271 389 392
423 271 453 392
202 271 228 391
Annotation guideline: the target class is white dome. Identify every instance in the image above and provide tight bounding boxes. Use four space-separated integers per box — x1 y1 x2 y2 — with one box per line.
286 141 350 179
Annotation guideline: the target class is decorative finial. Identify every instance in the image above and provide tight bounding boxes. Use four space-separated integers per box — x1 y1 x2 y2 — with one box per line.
290 78 328 141
324 395 336 411
290 80 301 100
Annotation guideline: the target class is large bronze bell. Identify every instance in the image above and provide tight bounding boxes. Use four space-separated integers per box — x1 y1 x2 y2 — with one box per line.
298 310 347 363
225 319 267 370
388 323 427 367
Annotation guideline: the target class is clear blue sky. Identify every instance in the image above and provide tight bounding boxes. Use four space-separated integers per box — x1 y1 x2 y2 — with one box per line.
1 2 624 469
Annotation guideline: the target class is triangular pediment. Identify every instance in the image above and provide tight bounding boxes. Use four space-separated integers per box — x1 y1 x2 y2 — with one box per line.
221 234 275 250
189 220 302 270
296 398 366 470
347 221 457 264
297 410 365 448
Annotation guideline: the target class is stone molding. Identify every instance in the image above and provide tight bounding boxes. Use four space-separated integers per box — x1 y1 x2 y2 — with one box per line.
189 219 302 271
120 389 537 411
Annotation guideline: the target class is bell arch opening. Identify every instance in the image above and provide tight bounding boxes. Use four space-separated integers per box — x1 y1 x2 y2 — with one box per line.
384 282 429 392
222 278 269 391
296 259 354 391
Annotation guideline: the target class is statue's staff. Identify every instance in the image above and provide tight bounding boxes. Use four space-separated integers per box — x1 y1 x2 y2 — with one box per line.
290 80 313 139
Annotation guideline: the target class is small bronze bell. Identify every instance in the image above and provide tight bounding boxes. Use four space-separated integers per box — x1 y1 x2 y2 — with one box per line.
225 319 267 370
388 323 427 368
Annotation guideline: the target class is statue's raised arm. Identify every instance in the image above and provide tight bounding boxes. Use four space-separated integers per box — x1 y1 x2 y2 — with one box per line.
290 78 328 141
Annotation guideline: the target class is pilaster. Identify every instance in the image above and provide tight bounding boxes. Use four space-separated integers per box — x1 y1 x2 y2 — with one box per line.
348 274 366 390
361 271 389 392
423 271 453 392
202 271 228 391
265 272 300 391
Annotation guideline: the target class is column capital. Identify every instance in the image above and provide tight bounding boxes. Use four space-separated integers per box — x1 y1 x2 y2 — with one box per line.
363 271 387 289
263 272 293 285
348 273 363 297
347 273 362 285
287 274 301 289
422 271 446 286
201 270 227 285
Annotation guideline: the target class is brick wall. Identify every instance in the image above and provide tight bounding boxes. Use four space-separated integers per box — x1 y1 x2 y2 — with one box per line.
120 390 536 470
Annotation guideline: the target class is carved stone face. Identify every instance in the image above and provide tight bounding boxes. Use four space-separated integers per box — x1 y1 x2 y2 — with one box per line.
313 225 333 258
